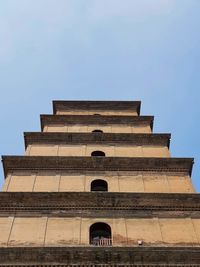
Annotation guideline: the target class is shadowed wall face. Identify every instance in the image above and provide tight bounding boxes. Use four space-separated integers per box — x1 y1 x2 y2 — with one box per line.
56 111 138 116
43 124 152 133
2 172 194 193
25 144 170 157
0 217 200 247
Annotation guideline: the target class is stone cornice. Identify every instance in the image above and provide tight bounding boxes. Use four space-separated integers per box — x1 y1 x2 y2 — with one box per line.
24 132 171 148
40 115 154 130
53 100 141 115
0 192 200 217
0 247 200 265
2 156 193 177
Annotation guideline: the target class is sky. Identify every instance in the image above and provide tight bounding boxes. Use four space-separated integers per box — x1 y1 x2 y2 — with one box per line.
0 0 200 191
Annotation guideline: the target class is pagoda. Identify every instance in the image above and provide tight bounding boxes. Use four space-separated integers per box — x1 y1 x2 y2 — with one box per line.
0 100 200 266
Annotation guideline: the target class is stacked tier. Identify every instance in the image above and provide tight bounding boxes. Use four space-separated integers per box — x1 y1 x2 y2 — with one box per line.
0 101 199 266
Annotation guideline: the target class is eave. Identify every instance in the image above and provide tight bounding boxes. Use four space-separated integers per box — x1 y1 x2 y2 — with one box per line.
40 115 154 131
24 132 171 148
0 247 200 265
0 192 200 217
2 156 193 177
53 100 141 115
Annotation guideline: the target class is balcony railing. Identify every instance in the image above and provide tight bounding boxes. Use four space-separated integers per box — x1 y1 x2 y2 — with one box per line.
90 238 112 246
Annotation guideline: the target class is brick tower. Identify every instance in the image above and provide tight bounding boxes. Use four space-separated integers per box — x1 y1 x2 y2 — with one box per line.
0 100 200 266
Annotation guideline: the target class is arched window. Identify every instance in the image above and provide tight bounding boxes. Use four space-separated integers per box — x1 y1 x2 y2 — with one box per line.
92 129 103 133
90 222 112 246
91 151 105 157
93 113 101 116
91 179 108 191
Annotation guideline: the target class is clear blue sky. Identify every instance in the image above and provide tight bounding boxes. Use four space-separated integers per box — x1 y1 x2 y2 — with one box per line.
0 0 200 191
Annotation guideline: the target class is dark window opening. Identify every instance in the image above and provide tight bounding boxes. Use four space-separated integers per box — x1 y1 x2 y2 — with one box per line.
92 130 103 133
91 179 108 192
93 113 101 116
91 151 105 157
90 222 112 246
